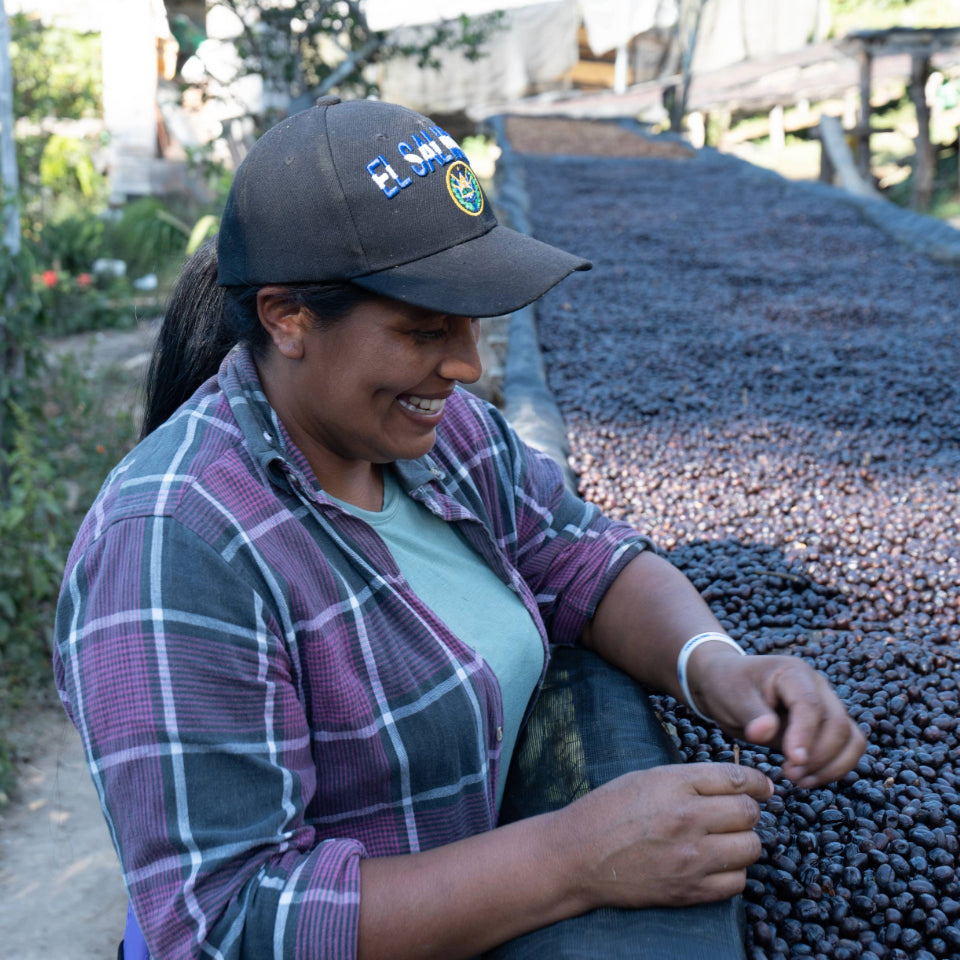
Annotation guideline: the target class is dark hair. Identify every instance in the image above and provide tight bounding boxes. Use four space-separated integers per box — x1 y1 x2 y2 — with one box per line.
140 239 377 438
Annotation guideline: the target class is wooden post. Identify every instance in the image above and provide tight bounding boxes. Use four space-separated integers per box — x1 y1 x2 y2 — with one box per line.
909 53 933 210
820 135 836 185
856 45 873 181
613 42 628 95
770 104 785 151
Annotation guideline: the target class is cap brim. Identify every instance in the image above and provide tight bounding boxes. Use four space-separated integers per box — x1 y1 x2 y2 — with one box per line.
349 225 591 318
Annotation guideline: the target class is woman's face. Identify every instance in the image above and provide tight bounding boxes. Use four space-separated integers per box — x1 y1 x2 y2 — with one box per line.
259 295 482 493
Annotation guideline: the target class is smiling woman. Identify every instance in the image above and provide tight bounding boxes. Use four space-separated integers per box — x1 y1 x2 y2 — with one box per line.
52 97 864 960
255 297 482 508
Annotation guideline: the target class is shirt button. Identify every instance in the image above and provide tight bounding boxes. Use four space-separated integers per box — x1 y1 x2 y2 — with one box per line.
495 726 503 742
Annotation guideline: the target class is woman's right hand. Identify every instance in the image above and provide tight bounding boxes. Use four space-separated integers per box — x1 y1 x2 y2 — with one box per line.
558 762 773 912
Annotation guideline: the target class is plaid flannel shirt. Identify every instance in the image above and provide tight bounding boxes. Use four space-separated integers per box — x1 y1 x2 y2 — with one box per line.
53 345 649 959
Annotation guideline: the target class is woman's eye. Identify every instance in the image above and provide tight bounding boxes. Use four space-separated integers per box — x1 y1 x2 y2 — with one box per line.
411 328 446 342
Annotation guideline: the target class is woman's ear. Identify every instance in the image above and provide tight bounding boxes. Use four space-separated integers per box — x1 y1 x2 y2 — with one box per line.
257 287 307 360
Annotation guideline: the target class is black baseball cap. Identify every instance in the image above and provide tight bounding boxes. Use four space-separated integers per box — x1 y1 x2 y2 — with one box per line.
217 97 591 317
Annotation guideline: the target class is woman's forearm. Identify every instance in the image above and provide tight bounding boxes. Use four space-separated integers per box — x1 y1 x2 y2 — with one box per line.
357 809 583 960
357 757 774 960
580 550 735 700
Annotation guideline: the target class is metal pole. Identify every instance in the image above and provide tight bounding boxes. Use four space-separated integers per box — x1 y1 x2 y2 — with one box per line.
0 0 21 256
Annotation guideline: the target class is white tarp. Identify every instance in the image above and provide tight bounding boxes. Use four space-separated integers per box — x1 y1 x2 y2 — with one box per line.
364 0 540 32
376 1 581 114
691 0 829 73
578 0 678 57
365 0 679 58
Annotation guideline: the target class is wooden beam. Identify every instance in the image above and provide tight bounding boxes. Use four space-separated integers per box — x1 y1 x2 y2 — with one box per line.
856 47 873 181
909 53 933 209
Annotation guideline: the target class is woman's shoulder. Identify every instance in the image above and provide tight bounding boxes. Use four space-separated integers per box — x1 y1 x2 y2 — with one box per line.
78 388 254 541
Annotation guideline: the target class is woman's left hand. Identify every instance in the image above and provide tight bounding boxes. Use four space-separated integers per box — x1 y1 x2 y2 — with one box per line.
689 646 867 789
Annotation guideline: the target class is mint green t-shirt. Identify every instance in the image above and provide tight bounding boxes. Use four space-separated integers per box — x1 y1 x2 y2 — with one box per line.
329 470 544 808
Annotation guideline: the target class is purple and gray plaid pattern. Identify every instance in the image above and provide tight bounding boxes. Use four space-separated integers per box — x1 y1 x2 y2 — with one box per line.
54 345 649 959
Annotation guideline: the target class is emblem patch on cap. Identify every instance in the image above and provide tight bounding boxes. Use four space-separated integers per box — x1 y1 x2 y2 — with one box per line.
446 161 484 216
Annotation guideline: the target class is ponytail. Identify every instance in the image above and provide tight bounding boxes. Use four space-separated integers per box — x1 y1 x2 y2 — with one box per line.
141 238 380 439
141 239 230 438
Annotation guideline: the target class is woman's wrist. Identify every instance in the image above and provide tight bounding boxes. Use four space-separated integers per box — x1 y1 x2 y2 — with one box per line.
677 633 746 721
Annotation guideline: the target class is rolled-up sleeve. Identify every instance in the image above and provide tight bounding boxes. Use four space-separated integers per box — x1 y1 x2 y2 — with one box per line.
471 401 653 645
54 516 365 960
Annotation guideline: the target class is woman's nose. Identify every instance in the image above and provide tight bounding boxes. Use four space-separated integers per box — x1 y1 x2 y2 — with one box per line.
439 318 482 384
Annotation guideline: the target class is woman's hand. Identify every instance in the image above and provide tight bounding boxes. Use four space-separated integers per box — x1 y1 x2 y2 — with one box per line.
559 762 773 912
687 645 867 788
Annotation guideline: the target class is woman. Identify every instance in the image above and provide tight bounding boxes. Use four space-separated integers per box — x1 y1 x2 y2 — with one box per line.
54 97 864 960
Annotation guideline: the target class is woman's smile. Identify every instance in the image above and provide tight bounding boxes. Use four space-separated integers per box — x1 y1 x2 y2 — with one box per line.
257 294 481 504
397 391 451 419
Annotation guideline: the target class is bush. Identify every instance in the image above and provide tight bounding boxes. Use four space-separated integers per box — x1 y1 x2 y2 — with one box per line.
37 210 106 273
105 197 195 278
0 353 137 799
31 267 136 336
0 405 70 693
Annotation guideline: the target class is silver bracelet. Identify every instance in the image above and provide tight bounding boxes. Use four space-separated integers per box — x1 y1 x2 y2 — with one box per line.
677 632 746 722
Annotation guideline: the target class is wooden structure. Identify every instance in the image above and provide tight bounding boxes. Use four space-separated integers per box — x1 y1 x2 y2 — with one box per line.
817 114 880 200
843 26 960 209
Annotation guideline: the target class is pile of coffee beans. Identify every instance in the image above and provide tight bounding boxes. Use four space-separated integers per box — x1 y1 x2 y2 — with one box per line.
519 143 960 958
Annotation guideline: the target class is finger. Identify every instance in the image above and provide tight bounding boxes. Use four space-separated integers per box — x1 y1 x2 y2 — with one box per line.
767 664 832 772
684 762 774 801
795 720 867 789
702 829 763 874
698 792 764 835
695 868 750 904
783 686 856 778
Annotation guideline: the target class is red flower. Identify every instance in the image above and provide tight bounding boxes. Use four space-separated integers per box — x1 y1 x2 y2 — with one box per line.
76 273 93 287
41 270 58 288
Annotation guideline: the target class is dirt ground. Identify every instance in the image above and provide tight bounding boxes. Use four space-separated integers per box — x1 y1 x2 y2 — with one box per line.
0 709 128 959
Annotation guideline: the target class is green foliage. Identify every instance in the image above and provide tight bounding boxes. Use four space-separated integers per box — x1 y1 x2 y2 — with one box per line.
9 13 102 122
18 132 110 247
208 1 505 131
37 210 105 273
38 134 101 199
11 14 110 248
0 404 70 691
31 268 136 337
105 197 197 277
0 248 47 437
0 352 138 797
829 0 960 33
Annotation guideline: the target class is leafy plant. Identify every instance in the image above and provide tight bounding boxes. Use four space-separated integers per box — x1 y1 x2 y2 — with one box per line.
37 210 106 273
0 350 138 800
9 13 102 123
106 197 196 277
0 403 69 691
206 1 505 132
31 268 135 336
